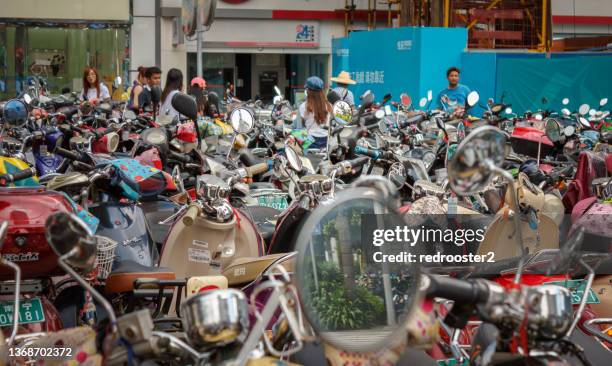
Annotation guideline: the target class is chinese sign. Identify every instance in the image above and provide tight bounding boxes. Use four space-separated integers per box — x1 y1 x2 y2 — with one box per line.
349 71 386 84
296 24 316 42
397 39 413 51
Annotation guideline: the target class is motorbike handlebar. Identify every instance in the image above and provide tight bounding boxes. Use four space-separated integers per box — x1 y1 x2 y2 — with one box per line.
398 114 426 129
347 156 370 169
0 167 36 185
548 165 574 182
245 163 269 177
55 147 84 162
425 275 490 304
182 204 201 226
354 146 393 161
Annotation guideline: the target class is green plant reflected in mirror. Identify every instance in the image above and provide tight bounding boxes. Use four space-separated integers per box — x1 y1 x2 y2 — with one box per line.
294 188 420 353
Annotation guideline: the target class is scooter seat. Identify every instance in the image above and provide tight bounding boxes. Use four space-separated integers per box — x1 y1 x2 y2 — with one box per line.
105 260 175 294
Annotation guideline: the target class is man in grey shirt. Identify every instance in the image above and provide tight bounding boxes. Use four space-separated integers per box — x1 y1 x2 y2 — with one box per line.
330 71 356 106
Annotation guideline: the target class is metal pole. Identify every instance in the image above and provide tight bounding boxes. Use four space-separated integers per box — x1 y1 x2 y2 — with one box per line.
197 10 203 78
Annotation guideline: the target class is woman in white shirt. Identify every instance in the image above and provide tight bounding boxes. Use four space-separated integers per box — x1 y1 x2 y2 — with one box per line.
81 67 110 103
297 76 332 149
159 68 183 118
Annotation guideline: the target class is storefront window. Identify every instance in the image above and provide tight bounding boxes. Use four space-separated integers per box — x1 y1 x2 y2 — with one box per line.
289 54 328 105
187 53 235 99
0 23 129 99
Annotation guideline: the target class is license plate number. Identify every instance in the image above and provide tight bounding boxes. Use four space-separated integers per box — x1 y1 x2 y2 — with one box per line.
0 298 45 327
258 196 288 210
545 279 600 305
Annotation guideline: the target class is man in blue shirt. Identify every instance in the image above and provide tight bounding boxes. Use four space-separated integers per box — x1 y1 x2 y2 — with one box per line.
435 67 471 116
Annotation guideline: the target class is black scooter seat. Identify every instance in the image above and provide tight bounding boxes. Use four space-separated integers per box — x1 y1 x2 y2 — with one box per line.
105 260 175 294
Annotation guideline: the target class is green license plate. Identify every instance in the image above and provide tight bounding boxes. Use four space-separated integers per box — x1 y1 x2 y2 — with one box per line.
544 279 600 305
437 359 469 366
0 298 45 327
257 195 288 210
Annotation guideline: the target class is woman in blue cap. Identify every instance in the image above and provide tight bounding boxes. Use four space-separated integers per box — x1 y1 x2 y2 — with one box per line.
295 76 332 149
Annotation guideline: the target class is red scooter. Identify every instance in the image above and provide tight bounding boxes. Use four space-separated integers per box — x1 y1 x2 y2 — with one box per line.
0 186 71 333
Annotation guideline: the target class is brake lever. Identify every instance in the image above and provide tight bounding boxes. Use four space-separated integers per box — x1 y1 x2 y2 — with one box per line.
158 205 188 225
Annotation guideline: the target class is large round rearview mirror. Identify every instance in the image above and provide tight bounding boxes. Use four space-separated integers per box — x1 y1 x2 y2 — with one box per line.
561 108 571 116
545 119 562 143
467 91 480 107
579 104 590 115
80 101 94 116
2 99 29 127
44 212 97 270
327 90 341 105
360 90 375 109
562 98 570 106
171 92 198 121
448 126 508 196
579 117 590 128
285 144 303 172
332 100 352 126
600 98 608 107
400 93 411 109
419 98 427 108
294 188 420 353
374 109 385 120
123 110 137 120
229 108 255 134
150 86 162 105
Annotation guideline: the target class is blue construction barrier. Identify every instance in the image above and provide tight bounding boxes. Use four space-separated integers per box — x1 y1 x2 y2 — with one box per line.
332 27 612 116
332 27 467 109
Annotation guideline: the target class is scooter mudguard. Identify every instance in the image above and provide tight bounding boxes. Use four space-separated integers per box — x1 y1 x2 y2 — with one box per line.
268 202 309 254
160 208 263 280
140 198 180 247
89 202 158 268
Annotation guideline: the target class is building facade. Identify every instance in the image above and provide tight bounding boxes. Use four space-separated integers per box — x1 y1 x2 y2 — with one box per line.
0 0 130 99
0 0 610 99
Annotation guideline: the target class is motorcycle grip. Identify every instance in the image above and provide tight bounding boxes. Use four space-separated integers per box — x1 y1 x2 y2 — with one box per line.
245 163 269 177
425 275 489 304
10 167 36 182
182 205 201 226
98 126 118 137
55 147 82 162
348 156 370 169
